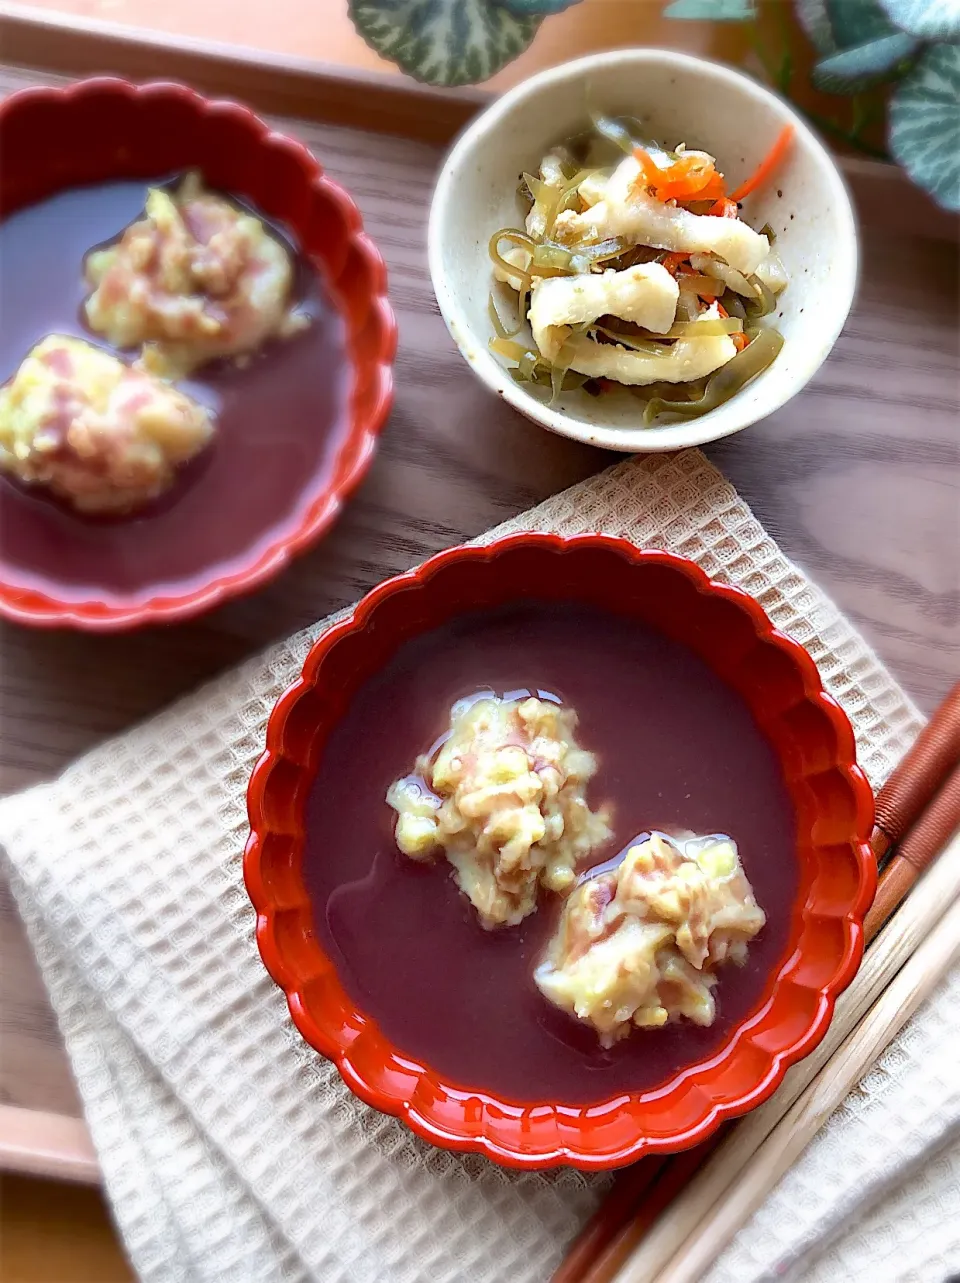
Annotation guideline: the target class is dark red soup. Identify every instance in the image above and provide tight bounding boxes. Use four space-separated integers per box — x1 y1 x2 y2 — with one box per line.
304 601 799 1106
0 179 350 603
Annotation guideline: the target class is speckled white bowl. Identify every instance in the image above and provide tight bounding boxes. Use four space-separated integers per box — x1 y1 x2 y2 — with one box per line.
428 49 858 452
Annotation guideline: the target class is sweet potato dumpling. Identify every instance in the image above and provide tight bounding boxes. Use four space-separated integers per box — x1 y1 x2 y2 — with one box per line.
535 831 766 1044
387 694 611 929
84 173 302 375
0 335 214 514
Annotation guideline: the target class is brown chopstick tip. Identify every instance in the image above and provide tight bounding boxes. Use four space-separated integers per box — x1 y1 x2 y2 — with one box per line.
578 1141 724 1283
872 681 960 847
869 824 893 864
864 760 960 942
896 761 960 872
550 1159 667 1283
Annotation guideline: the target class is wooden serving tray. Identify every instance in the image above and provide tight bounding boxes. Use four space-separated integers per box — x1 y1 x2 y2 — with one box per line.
0 7 957 1186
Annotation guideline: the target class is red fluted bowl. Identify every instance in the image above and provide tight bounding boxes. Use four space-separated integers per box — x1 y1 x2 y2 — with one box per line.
0 78 396 629
245 534 875 1170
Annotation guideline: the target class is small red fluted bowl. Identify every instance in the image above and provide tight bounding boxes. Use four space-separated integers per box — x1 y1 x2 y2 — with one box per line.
244 534 875 1169
0 79 396 629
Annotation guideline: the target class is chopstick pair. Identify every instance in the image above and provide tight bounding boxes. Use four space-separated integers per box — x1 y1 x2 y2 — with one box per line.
554 681 960 1283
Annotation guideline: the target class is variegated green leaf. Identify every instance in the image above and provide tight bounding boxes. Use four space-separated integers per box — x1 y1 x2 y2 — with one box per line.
889 44 960 209
794 0 838 54
499 0 581 12
349 0 541 87
877 0 960 39
812 32 920 91
664 0 755 18
826 0 900 46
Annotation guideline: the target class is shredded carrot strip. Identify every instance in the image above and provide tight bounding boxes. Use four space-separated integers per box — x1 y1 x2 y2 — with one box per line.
716 303 749 351
708 196 740 218
669 166 722 201
633 148 665 194
633 148 724 204
661 252 691 275
680 174 725 205
633 130 791 219
727 125 794 204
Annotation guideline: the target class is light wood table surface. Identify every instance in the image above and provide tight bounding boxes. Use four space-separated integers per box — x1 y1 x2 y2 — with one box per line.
0 3 958 1279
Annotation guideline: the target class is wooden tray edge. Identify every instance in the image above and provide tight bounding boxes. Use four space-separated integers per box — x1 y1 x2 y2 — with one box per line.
0 1 484 143
1 1 958 241
0 1104 100 1184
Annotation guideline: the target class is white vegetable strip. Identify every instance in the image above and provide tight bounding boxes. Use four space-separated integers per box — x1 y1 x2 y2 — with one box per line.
578 171 610 208
493 243 530 287
529 263 679 362
525 152 568 239
753 249 789 293
531 297 737 387
689 253 756 298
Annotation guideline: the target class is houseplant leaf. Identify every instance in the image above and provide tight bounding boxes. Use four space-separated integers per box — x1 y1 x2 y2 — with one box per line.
888 44 960 208
663 0 756 18
794 0 838 53
812 32 921 91
877 0 960 39
826 0 901 46
499 0 581 12
349 0 541 87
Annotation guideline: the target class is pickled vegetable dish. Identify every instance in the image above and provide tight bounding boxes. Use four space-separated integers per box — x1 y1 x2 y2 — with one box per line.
489 118 792 423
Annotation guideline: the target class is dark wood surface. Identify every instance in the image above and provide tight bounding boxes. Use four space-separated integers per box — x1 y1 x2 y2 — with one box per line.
1 69 958 1171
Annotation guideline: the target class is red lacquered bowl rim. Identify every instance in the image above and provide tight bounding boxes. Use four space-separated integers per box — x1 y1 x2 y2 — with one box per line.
244 533 876 1169
0 78 397 630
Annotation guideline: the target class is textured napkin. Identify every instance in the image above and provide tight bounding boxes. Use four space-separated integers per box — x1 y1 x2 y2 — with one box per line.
2 451 957 1283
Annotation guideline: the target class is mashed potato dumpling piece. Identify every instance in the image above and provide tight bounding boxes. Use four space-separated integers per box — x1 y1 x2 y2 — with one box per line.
386 695 611 930
535 832 766 1045
0 335 214 514
84 174 299 374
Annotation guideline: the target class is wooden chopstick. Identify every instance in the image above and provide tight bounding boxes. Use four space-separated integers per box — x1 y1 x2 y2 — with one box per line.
864 760 960 938
869 681 960 861
559 681 960 1283
551 1161 668 1283
575 1144 720 1283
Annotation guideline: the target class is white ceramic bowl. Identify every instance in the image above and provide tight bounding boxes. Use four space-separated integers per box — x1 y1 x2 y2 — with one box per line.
428 50 858 452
